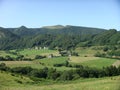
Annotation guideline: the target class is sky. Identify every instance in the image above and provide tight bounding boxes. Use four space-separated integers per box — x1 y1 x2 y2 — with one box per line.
0 0 120 30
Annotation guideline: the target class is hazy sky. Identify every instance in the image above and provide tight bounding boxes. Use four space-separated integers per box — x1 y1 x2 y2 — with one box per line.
0 0 120 30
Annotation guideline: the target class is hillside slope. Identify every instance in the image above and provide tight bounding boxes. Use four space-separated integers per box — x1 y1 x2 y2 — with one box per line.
2 25 119 50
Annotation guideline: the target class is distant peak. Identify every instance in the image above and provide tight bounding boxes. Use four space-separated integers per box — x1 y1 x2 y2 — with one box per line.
19 26 27 29
42 25 65 29
0 27 4 29
65 25 73 27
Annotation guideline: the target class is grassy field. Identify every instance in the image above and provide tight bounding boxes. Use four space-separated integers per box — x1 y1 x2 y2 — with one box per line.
17 49 60 59
0 48 118 69
75 46 104 57
0 51 17 58
35 57 67 66
70 57 117 68
69 56 100 63
0 57 73 71
0 56 117 70
79 58 117 69
0 72 120 90
0 48 120 90
0 49 59 59
0 47 119 70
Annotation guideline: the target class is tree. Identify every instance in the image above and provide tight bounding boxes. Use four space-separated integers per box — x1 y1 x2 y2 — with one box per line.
35 55 46 59
60 70 73 81
0 63 9 71
103 46 108 52
16 55 24 60
30 69 47 78
0 56 5 61
47 68 56 79
64 60 69 67
12 66 33 75
5 55 14 61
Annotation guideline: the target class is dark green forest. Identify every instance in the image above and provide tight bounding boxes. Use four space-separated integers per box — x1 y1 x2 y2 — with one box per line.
0 25 119 50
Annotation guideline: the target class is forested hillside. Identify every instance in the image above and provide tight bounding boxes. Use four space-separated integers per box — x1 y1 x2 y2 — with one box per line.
0 25 119 50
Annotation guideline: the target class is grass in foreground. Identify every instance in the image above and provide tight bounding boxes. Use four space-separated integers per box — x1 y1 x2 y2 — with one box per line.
0 71 120 90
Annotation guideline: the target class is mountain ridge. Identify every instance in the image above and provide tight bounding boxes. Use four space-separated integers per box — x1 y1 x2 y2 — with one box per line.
4 25 107 36
0 25 118 50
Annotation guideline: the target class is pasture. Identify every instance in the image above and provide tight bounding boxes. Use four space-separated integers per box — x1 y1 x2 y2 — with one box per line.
0 71 120 90
0 48 119 69
10 49 60 59
70 56 117 68
0 48 120 90
0 51 16 57
0 57 73 71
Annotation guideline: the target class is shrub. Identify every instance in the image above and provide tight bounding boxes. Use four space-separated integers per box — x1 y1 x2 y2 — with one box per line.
60 70 74 81
0 56 5 61
11 66 33 75
53 63 64 67
94 52 106 57
35 55 46 59
103 46 109 52
0 63 10 71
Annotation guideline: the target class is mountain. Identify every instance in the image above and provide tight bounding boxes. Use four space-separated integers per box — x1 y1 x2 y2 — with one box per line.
39 25 106 36
0 25 111 50
7 26 38 36
92 29 120 45
7 25 106 36
0 27 18 39
42 25 65 29
0 27 20 50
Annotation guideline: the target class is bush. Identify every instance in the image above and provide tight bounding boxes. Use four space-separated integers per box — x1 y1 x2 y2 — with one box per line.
103 46 109 52
1 63 120 81
16 55 24 60
94 52 106 57
53 60 69 67
71 52 79 56
30 67 48 78
60 70 74 81
35 55 46 59
73 64 83 68
0 56 5 61
0 63 10 71
11 66 33 75
53 63 64 67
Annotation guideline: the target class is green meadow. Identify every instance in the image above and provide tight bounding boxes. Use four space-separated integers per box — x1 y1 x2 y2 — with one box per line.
0 71 120 90
0 48 120 90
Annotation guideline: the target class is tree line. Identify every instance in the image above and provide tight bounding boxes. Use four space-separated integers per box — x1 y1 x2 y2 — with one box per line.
0 55 32 61
94 45 120 59
0 63 120 81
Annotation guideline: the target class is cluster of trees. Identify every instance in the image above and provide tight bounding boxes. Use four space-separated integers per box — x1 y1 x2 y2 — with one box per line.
0 63 120 81
35 55 46 59
94 45 120 59
53 60 69 67
58 50 79 56
0 55 32 61
53 61 84 69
